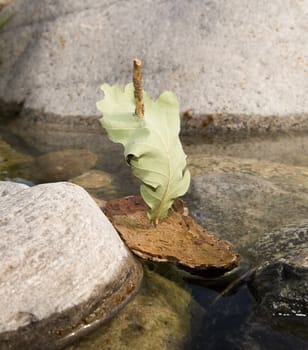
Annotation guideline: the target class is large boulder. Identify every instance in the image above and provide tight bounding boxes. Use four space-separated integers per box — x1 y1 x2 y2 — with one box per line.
0 181 143 350
0 0 307 151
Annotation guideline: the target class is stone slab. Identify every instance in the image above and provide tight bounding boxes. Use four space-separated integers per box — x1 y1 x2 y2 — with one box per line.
0 0 307 120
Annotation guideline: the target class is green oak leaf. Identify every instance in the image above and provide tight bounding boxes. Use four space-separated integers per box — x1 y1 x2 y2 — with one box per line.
96 83 190 224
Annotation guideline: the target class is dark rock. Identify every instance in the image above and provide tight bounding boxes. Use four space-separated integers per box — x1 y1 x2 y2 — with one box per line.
249 262 308 341
189 282 308 350
246 221 308 341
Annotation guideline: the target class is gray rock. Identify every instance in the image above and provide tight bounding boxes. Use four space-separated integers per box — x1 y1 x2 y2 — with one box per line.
1 0 308 149
8 177 35 187
0 181 142 350
251 220 308 267
188 172 308 258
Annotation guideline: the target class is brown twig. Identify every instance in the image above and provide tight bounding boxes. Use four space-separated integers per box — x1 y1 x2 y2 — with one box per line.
133 58 144 117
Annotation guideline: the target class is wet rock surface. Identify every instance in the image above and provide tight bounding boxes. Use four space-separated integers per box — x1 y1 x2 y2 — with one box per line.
247 221 308 340
249 262 308 341
70 169 113 189
187 155 308 259
187 154 308 345
251 220 308 267
0 181 142 350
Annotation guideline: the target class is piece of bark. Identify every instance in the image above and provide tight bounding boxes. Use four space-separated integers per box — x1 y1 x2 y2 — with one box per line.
102 195 240 276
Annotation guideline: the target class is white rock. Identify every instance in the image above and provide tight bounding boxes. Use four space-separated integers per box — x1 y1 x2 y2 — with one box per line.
1 0 307 151
1 0 308 117
0 181 142 349
0 181 28 196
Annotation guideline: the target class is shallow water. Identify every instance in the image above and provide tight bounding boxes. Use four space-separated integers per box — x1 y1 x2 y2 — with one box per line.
1 125 308 350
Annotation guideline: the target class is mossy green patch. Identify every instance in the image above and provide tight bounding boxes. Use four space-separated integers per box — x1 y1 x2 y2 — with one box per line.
0 136 33 180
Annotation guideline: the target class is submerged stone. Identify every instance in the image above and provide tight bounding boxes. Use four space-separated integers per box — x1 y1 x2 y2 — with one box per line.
19 149 97 183
0 181 143 350
70 170 113 189
70 169 119 200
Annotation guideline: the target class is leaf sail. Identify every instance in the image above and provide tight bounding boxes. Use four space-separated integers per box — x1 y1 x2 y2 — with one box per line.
96 83 190 223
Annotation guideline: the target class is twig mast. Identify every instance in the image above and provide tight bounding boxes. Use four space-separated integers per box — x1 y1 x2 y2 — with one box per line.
133 59 144 117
